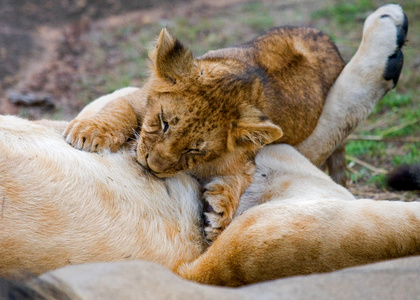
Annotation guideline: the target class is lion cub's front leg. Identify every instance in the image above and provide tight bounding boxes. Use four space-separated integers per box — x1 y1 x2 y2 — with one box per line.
64 88 143 152
203 163 255 242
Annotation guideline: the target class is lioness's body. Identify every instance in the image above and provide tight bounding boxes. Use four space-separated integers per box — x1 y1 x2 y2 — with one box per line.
179 144 420 286
1 119 420 286
0 116 204 277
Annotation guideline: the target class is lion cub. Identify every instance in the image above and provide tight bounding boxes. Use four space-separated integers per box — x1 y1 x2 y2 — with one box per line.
65 27 344 241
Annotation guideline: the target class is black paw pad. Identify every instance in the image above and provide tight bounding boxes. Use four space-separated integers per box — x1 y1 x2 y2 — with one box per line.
203 213 211 226
383 49 404 88
383 13 408 88
397 13 409 48
203 200 216 214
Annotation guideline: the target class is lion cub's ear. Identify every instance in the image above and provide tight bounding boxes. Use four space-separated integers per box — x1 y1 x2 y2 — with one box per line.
149 28 194 83
227 107 283 151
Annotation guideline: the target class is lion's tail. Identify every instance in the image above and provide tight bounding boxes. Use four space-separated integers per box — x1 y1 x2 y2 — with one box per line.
387 163 420 191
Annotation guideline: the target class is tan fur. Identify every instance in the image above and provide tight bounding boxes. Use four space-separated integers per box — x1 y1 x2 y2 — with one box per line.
65 24 344 240
0 115 205 278
2 114 420 285
178 144 420 286
1 4 413 287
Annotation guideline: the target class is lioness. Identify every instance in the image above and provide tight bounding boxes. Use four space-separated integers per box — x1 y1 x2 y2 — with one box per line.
0 4 413 285
64 18 346 241
2 143 420 300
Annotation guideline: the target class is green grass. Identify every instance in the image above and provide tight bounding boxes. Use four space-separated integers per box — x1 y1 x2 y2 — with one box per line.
312 0 376 25
345 88 420 188
346 140 387 157
373 91 413 113
237 2 274 32
392 144 420 166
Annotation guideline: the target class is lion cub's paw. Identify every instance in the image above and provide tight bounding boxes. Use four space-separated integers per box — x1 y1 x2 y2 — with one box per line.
203 181 237 242
64 118 128 152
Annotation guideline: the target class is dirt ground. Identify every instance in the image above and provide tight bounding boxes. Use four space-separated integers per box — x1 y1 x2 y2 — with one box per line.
0 0 191 116
0 0 418 201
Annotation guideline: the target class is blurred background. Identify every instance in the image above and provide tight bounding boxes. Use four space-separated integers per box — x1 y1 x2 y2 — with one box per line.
0 0 418 199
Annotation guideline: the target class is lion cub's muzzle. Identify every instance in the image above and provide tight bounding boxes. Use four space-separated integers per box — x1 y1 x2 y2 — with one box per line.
140 152 182 178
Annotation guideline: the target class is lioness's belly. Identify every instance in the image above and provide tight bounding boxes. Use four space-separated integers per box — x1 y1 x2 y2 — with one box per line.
0 115 204 277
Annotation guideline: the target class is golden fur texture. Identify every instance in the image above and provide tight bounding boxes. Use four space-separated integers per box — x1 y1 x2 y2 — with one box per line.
0 4 412 287
65 24 344 241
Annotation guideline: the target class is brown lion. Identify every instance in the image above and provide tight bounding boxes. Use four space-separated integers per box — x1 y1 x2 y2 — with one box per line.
64 5 406 241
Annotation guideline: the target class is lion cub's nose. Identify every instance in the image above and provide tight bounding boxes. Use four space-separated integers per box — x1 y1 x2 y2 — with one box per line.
146 152 176 174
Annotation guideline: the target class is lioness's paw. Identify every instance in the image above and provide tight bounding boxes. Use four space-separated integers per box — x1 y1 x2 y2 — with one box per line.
64 118 127 152
361 4 408 86
203 181 237 242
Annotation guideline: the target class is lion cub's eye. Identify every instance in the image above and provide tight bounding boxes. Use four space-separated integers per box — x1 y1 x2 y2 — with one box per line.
184 148 200 154
162 120 169 133
187 149 200 153
159 109 169 133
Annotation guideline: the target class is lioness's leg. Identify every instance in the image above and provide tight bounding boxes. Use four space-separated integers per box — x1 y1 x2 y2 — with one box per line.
298 4 408 166
64 87 145 152
178 199 420 287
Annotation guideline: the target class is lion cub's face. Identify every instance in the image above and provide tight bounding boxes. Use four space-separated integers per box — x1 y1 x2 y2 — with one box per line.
136 29 283 178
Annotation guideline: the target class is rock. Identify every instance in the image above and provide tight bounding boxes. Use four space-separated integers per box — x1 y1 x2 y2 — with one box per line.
8 92 54 108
